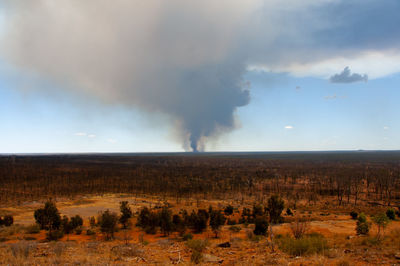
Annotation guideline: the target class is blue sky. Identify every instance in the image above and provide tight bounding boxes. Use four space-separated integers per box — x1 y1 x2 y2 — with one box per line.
0 1 399 152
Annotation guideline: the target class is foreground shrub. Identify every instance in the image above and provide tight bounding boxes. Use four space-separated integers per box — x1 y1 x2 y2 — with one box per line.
290 218 309 239
186 239 208 264
386 208 396 220
46 229 64 241
277 233 328 256
253 216 269 236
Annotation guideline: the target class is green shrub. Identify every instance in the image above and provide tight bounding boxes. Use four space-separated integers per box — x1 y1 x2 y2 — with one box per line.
350 211 358 220
277 233 328 256
356 213 369 235
25 224 41 234
386 208 396 220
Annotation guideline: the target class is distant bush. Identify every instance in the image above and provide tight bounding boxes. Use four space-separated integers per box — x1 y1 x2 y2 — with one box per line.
277 233 328 256
86 229 96 236
227 218 237 225
25 224 41 234
224 205 234 215
75 226 82 235
182 232 193 241
229 225 241 233
386 208 396 220
3 215 14 227
350 211 358 220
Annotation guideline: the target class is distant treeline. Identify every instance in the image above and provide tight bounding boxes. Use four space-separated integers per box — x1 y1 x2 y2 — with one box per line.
0 152 399 206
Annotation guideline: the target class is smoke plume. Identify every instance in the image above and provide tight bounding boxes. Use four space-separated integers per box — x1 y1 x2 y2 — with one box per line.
0 0 257 151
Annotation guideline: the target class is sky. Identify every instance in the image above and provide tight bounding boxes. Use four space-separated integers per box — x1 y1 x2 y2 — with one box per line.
0 0 399 153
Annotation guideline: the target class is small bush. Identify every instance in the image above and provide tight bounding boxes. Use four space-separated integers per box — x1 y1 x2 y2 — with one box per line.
182 233 193 241
290 218 309 239
277 233 328 256
229 225 241 233
350 211 358 220
356 213 369 235
227 219 237 225
86 229 96 236
46 229 64 241
186 239 208 252
25 224 41 234
75 226 82 235
23 236 36 241
286 208 293 216
386 208 396 220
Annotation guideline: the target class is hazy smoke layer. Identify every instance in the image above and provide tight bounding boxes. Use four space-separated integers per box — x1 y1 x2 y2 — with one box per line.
1 0 258 151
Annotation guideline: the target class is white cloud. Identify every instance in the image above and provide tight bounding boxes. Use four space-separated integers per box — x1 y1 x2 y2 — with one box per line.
74 132 86 136
284 125 293 129
384 126 390 130
107 138 117 144
88 134 96 138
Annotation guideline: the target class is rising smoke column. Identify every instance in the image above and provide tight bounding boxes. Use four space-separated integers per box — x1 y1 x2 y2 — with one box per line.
0 0 257 151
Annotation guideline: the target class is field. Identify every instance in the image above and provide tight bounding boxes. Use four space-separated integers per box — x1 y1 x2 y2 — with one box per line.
0 151 400 265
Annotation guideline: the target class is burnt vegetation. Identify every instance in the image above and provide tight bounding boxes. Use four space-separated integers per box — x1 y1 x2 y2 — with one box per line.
0 151 399 207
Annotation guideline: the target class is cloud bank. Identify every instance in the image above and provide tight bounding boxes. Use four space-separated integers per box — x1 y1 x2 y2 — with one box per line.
330 67 368 83
1 0 399 151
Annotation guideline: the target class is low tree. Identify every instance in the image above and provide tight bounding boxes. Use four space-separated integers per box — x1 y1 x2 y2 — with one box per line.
172 214 186 235
159 207 173 236
372 213 390 239
193 210 209 233
70 215 83 229
254 215 269 236
61 216 73 234
34 201 61 233
98 210 119 240
267 195 285 224
119 201 133 229
210 210 226 238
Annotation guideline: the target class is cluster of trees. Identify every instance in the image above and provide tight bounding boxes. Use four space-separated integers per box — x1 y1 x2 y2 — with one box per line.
0 153 399 207
353 208 398 239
